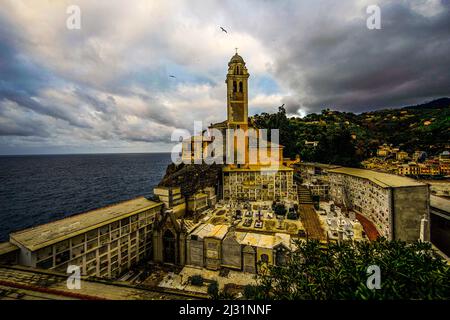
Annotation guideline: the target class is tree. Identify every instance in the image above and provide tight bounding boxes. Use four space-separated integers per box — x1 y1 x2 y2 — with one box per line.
244 285 262 299
274 203 287 216
208 282 238 300
252 106 296 158
189 275 204 286
207 280 219 299
313 125 361 167
287 211 297 220
312 195 320 210
246 238 450 300
287 208 298 220
251 99 450 168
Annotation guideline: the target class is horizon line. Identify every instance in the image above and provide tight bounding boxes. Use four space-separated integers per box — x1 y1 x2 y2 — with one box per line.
0 151 173 157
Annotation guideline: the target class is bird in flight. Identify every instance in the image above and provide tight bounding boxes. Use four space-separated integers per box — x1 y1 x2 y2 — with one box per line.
169 75 176 78
220 27 227 33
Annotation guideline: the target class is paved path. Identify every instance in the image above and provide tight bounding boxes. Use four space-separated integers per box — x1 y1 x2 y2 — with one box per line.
355 212 380 241
298 204 325 240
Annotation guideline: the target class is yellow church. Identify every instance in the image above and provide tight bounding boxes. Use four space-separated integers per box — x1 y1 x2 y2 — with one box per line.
181 52 297 202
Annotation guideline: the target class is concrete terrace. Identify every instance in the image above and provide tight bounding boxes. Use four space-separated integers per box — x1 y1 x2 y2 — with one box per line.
10 197 162 251
0 242 19 256
327 167 426 188
205 205 306 236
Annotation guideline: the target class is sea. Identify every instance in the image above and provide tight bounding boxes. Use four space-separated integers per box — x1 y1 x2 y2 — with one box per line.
0 153 172 241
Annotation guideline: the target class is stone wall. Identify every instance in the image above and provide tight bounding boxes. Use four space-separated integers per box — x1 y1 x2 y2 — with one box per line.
393 186 430 241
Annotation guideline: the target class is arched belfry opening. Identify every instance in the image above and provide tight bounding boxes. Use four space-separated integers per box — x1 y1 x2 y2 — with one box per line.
233 81 237 93
239 81 243 93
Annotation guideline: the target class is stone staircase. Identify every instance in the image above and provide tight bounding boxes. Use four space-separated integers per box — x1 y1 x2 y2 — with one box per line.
298 185 313 204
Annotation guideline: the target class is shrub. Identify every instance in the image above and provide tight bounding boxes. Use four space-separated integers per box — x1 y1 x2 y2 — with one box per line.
189 274 204 286
243 285 259 299
287 211 298 220
274 203 287 216
207 280 219 298
271 201 277 211
247 238 450 300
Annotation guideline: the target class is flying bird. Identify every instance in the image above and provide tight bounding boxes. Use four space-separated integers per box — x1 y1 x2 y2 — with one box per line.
220 27 227 33
169 75 176 78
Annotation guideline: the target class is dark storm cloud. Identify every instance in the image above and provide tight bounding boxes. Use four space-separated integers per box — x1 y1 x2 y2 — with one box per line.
0 15 93 130
269 1 450 114
0 0 449 154
0 23 48 103
0 89 96 129
0 19 47 96
0 117 50 138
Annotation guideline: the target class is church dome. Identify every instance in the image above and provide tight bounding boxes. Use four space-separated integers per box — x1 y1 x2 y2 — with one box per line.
228 53 245 65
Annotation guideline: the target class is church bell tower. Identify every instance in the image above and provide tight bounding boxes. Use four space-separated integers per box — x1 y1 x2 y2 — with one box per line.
226 51 249 127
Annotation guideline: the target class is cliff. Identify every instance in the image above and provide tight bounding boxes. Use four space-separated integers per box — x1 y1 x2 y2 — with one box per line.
158 163 223 197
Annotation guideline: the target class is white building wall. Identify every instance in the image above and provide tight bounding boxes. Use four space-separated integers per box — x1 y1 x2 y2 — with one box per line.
16 205 161 279
328 173 392 238
223 171 296 201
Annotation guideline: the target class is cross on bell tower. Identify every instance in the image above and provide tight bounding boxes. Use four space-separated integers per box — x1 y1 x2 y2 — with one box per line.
226 51 249 126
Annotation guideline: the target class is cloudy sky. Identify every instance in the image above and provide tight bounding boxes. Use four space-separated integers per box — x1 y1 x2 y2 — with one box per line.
0 0 449 154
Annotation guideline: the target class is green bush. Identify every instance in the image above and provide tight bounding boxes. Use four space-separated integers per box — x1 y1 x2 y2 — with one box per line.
244 285 260 299
287 211 298 220
189 274 204 286
207 280 219 298
274 203 287 216
247 238 450 300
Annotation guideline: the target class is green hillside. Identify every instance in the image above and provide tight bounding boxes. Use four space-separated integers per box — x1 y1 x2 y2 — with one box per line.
251 98 450 167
